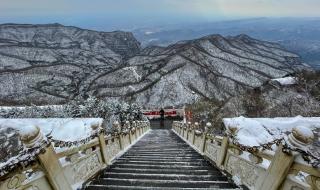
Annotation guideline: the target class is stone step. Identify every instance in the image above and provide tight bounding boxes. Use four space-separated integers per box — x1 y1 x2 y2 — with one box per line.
107 168 221 175
113 160 210 166
132 142 187 145
130 146 191 149
86 184 239 190
121 155 203 159
133 142 188 145
128 148 195 152
124 153 200 156
127 148 195 150
111 163 213 170
126 151 197 155
102 172 229 181
82 129 238 190
90 178 238 189
117 157 205 162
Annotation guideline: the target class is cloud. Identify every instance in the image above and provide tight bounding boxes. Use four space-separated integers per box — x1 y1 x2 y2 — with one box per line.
215 0 320 17
0 0 319 23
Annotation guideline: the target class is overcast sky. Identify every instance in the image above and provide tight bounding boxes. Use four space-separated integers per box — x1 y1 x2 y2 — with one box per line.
0 0 319 30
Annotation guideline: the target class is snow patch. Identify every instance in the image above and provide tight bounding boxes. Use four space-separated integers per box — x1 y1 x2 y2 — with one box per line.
271 76 297 85
223 116 320 147
0 118 103 141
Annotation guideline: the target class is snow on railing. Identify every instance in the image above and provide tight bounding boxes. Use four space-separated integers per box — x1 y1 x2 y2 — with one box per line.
172 120 320 190
0 119 150 190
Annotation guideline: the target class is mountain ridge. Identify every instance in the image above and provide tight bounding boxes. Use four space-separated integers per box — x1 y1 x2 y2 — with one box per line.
0 23 309 107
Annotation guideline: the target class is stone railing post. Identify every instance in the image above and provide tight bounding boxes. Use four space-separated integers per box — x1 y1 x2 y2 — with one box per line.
217 136 229 167
172 121 176 131
113 121 123 150
201 122 211 152
92 123 107 165
137 122 141 137
129 121 136 144
142 122 146 133
192 122 198 144
19 125 72 190
217 124 236 167
134 122 138 139
124 120 131 142
256 126 315 190
119 121 130 150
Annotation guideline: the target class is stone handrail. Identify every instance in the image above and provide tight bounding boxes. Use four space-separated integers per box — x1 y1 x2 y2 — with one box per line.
172 121 320 190
0 120 150 190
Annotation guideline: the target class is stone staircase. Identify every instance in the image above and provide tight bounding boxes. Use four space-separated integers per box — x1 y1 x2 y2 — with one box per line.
84 130 239 189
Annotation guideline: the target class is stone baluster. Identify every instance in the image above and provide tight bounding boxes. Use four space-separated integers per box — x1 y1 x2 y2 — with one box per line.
19 125 72 190
172 121 177 130
129 121 136 143
200 122 211 152
227 124 242 156
113 121 121 133
124 120 130 130
123 121 131 148
191 122 199 144
137 121 141 136
256 126 315 190
205 122 212 134
113 121 123 150
290 126 319 190
226 124 238 136
132 121 136 129
288 125 314 149
217 124 237 167
134 121 139 139
92 123 107 165
19 125 43 148
187 121 191 128
194 122 199 130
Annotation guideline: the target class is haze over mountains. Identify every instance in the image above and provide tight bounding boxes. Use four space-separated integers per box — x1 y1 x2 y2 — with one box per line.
133 17 320 69
0 23 310 107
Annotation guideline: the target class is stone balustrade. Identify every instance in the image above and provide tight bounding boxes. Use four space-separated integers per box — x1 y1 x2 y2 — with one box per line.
0 120 150 190
172 121 320 190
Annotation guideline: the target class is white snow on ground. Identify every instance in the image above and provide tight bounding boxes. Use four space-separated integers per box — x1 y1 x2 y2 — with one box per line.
223 116 320 147
0 105 63 110
124 66 141 81
271 76 297 85
0 118 103 141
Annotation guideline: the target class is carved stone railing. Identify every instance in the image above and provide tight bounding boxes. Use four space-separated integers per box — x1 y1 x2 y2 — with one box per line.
0 120 150 190
172 121 320 190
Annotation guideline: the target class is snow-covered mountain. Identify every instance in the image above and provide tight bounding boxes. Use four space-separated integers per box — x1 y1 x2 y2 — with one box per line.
0 24 309 107
133 18 320 69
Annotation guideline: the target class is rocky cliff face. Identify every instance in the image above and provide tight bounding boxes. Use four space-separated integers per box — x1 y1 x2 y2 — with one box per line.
0 24 308 107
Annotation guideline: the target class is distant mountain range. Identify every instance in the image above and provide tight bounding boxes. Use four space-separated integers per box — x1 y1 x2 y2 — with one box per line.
132 17 320 69
0 23 310 107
